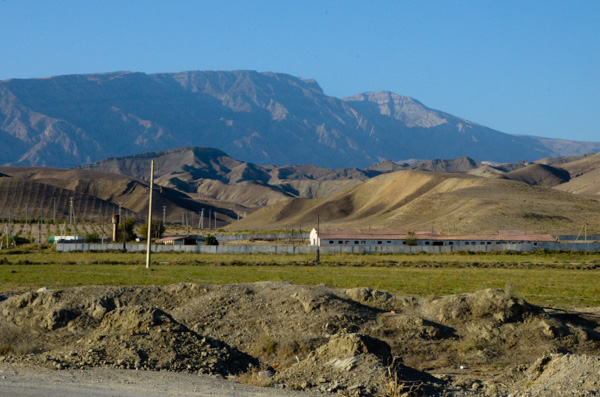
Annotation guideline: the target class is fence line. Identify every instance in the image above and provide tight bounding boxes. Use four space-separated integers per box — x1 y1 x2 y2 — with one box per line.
56 241 600 254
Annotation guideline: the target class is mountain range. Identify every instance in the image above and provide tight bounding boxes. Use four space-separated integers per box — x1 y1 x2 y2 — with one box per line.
1 70 599 169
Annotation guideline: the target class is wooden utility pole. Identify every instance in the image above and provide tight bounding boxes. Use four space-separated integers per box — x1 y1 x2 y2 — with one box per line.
146 160 154 269
316 214 320 263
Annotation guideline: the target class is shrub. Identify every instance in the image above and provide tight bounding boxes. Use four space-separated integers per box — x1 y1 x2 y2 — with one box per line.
204 234 219 246
405 232 418 246
117 217 137 242
83 232 99 243
139 220 165 239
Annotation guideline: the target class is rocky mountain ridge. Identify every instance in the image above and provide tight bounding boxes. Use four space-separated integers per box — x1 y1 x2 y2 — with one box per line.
2 70 599 168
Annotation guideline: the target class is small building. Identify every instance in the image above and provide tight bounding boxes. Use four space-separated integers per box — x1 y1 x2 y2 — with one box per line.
155 235 204 246
49 235 84 244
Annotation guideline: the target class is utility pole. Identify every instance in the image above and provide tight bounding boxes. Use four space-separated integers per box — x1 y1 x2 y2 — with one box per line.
199 209 204 229
69 197 75 225
316 214 320 263
163 206 166 225
145 160 155 269
208 210 211 230
53 198 56 224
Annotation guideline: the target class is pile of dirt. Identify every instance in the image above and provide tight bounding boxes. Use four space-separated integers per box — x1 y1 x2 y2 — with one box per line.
274 333 444 396
1 283 600 396
508 353 600 395
0 288 256 376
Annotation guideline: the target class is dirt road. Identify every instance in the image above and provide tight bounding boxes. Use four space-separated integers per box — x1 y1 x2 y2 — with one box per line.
0 363 322 397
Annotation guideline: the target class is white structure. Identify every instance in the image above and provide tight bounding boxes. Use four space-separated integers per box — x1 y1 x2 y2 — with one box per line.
49 235 83 244
309 228 320 246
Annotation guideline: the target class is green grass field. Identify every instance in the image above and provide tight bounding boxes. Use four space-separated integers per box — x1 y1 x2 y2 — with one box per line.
1 245 599 308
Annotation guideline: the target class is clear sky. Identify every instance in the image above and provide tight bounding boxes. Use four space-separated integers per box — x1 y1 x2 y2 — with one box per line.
1 1 598 142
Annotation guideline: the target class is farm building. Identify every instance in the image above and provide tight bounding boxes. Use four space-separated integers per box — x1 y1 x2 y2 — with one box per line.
49 235 84 244
155 235 204 246
309 229 556 248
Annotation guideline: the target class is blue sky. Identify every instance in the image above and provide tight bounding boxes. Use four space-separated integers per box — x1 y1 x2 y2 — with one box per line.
1 1 598 142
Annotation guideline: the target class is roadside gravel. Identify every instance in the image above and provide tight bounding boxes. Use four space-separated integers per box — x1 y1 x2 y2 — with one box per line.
0 363 323 397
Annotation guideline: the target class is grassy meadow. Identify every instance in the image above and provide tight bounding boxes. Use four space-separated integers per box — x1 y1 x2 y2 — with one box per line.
1 245 599 308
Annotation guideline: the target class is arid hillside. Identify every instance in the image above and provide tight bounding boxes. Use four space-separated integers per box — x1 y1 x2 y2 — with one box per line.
0 166 239 225
79 147 369 209
2 148 600 232
552 152 600 198
228 170 600 235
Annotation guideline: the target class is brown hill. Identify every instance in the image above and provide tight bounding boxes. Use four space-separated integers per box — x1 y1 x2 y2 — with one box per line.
80 147 369 209
535 153 592 166
229 170 600 234
552 152 600 198
0 167 238 226
505 164 570 188
0 176 121 223
407 156 481 173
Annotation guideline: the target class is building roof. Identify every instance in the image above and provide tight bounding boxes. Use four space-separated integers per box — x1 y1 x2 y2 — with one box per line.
155 235 201 243
317 229 556 243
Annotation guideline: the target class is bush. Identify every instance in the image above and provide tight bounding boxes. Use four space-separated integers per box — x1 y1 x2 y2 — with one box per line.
139 220 165 240
117 217 136 242
405 232 418 246
83 232 99 243
204 234 219 246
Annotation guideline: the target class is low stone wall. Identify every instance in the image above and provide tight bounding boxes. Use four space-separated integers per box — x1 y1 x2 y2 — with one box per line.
56 241 600 254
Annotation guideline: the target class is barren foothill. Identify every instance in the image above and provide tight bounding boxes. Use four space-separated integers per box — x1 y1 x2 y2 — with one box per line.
2 282 600 396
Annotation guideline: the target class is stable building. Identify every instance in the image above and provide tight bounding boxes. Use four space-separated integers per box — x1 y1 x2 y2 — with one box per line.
155 235 204 246
309 229 556 248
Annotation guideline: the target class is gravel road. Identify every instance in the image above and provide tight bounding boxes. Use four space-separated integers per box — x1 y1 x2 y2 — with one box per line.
0 364 322 397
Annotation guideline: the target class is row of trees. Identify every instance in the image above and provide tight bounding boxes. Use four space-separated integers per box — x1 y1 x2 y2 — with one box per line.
83 218 218 245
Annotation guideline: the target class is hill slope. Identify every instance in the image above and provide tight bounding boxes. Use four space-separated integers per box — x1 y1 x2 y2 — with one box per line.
229 170 600 234
80 147 370 208
2 71 600 168
0 167 238 225
552 152 600 198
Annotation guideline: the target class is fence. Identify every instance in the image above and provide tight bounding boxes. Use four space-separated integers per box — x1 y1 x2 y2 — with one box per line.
56 241 600 254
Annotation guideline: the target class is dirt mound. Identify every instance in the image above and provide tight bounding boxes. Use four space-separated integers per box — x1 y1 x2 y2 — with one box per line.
1 288 256 376
509 353 600 395
424 289 541 325
2 283 600 395
50 306 256 374
274 333 443 396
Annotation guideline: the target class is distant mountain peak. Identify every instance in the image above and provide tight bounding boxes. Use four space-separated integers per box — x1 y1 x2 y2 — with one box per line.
343 91 448 128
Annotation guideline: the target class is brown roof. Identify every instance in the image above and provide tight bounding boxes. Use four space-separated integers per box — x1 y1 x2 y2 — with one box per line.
156 235 200 242
318 229 556 243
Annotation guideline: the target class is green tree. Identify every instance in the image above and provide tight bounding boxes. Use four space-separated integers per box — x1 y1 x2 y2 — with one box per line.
139 220 165 240
405 231 418 246
83 232 99 243
117 217 136 242
204 234 219 246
